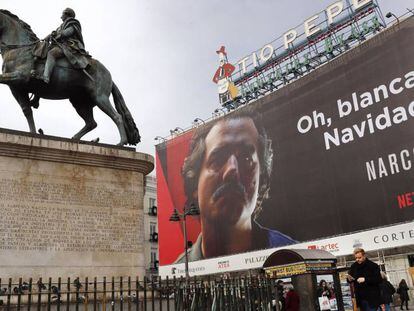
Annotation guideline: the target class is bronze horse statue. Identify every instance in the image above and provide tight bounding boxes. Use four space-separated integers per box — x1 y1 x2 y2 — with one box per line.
0 10 140 145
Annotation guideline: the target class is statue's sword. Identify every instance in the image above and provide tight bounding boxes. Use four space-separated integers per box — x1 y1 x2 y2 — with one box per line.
81 68 95 82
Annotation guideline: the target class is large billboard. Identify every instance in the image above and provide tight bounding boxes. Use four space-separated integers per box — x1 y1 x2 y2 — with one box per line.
156 17 414 269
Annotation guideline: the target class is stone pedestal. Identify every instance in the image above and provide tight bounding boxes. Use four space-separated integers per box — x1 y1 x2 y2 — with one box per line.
0 128 154 279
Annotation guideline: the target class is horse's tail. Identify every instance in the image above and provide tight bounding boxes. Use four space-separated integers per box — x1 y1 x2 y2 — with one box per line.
111 82 141 145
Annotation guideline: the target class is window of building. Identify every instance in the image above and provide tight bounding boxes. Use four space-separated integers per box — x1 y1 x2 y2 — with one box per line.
148 198 157 215
150 222 157 235
151 250 157 263
408 254 414 267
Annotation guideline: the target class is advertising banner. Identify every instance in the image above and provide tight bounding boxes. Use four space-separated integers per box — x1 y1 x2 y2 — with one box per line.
156 17 414 268
159 220 414 278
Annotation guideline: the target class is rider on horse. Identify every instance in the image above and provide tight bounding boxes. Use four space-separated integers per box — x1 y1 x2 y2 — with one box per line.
0 8 140 145
42 8 89 84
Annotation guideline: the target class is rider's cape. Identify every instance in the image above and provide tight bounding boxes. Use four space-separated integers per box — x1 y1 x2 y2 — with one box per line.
55 17 89 69
33 18 90 69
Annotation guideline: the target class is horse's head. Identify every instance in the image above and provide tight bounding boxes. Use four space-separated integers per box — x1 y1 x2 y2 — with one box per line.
0 10 38 47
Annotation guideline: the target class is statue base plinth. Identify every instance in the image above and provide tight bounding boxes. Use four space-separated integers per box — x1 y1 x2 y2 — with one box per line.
0 128 154 279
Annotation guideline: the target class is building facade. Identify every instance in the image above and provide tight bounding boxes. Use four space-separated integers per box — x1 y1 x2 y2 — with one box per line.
143 175 159 278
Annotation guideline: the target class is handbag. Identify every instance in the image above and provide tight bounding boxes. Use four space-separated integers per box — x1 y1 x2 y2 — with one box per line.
318 296 331 310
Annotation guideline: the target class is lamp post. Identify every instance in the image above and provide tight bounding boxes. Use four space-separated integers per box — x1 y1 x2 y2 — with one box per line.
193 118 205 127
169 203 200 280
385 12 400 24
169 127 185 137
154 136 166 142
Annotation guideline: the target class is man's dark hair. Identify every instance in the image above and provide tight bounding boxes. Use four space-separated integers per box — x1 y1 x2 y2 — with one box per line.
182 107 273 219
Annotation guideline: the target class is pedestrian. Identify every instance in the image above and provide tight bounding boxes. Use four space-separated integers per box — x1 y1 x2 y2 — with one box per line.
285 285 300 311
397 279 410 310
318 279 334 299
347 248 382 311
276 280 286 310
378 272 395 311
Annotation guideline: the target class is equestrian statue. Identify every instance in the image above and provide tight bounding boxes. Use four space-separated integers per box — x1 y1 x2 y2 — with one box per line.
0 8 140 145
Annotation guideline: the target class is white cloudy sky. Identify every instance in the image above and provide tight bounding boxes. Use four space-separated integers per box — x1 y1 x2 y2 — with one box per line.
0 0 412 157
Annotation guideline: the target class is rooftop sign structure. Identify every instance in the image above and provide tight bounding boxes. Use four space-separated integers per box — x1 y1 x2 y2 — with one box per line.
214 0 385 108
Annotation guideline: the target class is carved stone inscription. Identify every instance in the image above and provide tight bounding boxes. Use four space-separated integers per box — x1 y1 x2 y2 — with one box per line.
0 178 142 253
0 179 139 209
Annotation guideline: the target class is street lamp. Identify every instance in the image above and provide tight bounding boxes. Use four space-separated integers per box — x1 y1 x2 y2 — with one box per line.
193 118 205 127
385 12 400 24
169 127 185 136
169 203 200 280
213 107 229 118
154 136 166 142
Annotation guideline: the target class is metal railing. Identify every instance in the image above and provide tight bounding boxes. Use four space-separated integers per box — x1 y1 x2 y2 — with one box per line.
0 275 277 311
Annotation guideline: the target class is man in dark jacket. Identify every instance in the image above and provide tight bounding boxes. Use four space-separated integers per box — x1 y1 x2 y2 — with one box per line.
347 248 382 311
174 110 296 263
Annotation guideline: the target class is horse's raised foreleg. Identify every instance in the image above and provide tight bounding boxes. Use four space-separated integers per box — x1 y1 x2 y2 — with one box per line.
70 99 97 140
94 95 128 145
0 71 27 84
10 87 36 133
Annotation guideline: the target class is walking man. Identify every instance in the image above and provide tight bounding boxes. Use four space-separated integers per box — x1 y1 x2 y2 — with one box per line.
347 248 382 311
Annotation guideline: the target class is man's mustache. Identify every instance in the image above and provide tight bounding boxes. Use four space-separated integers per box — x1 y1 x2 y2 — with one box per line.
212 182 246 202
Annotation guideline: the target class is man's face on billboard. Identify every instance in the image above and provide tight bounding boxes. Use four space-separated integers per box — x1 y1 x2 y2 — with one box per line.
196 117 260 226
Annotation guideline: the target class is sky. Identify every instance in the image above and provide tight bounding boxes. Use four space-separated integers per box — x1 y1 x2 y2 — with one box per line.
0 0 412 158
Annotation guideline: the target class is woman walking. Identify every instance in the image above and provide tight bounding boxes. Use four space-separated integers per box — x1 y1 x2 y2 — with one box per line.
378 272 395 311
397 279 410 310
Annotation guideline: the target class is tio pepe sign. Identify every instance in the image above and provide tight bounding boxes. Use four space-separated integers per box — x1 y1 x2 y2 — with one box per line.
237 0 373 74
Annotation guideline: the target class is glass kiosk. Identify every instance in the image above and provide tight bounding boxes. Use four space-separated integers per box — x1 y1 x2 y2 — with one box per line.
263 249 345 311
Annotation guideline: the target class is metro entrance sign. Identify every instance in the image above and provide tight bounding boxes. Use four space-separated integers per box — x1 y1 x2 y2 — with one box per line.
219 0 385 107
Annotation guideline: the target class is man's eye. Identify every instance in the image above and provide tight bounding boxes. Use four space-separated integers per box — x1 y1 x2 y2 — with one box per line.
241 154 254 167
208 156 224 169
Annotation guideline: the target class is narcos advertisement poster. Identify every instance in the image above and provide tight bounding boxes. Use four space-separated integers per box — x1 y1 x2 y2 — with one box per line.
156 18 414 266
